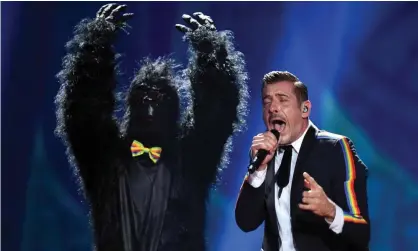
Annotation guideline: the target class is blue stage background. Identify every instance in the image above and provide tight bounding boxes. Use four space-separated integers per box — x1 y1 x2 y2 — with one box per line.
2 1 418 251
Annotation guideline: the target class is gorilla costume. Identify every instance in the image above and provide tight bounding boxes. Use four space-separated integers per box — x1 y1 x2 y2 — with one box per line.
55 3 248 251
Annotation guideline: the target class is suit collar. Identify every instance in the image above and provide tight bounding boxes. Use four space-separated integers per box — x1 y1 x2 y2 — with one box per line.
294 123 318 165
289 120 315 154
290 123 319 216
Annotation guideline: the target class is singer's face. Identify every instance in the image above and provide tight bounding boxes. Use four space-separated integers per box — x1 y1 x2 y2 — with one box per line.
262 81 308 145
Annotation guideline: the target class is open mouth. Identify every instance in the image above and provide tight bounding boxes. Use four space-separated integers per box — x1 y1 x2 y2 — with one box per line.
271 118 286 132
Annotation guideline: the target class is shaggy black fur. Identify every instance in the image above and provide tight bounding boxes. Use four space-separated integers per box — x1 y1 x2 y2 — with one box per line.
55 14 248 251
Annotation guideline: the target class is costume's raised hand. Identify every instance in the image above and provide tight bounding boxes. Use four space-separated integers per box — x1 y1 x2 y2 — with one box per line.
299 172 336 222
96 3 134 28
175 12 216 33
175 12 218 53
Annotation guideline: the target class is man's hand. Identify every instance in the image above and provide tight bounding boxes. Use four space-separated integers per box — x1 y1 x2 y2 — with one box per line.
96 3 134 27
250 131 279 171
299 172 336 222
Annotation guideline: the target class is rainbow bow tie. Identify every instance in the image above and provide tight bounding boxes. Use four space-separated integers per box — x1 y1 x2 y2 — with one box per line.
130 140 162 164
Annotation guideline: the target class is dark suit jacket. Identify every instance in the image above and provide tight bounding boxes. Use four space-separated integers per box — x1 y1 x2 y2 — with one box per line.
235 125 370 251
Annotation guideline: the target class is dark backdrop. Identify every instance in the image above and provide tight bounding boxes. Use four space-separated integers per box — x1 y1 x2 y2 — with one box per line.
2 1 418 251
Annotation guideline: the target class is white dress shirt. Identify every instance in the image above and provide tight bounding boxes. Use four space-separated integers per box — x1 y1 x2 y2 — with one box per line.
247 122 344 251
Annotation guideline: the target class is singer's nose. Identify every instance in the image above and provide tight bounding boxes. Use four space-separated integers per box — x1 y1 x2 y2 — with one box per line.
269 101 280 113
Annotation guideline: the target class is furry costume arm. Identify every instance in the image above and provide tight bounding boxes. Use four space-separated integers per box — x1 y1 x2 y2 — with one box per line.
178 13 249 188
55 5 133 197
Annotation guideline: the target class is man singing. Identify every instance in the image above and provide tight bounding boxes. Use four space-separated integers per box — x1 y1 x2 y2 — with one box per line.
235 71 370 251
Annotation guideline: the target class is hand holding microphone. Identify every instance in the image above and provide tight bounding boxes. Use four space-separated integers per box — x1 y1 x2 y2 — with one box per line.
248 129 280 173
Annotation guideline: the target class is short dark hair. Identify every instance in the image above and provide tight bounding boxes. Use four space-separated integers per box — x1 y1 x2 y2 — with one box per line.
262 71 308 104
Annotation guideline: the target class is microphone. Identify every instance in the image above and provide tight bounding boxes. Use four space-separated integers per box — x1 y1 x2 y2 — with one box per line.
247 129 280 174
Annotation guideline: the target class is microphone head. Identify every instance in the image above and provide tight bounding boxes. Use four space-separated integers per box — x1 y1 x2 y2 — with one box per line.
270 129 280 140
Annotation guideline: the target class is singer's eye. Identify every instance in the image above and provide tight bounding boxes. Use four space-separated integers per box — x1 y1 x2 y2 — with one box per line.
263 98 271 106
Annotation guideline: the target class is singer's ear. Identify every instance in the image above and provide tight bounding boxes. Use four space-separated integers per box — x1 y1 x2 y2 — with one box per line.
301 100 311 119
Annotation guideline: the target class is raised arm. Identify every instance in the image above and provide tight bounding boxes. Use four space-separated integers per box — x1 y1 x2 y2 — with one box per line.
54 4 133 196
176 12 249 187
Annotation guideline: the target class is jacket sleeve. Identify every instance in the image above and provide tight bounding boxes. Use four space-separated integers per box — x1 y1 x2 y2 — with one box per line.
331 137 371 248
235 173 266 232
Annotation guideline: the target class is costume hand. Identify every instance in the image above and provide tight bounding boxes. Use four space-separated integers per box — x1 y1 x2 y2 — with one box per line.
250 131 279 171
175 12 216 34
175 12 217 53
96 3 134 28
299 172 336 222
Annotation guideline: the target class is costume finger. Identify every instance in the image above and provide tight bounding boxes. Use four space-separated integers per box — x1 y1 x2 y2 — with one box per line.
121 13 134 22
182 14 201 30
193 12 213 23
193 12 214 26
175 24 192 33
208 24 216 31
97 4 109 17
103 3 118 18
110 4 127 17
192 12 206 25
